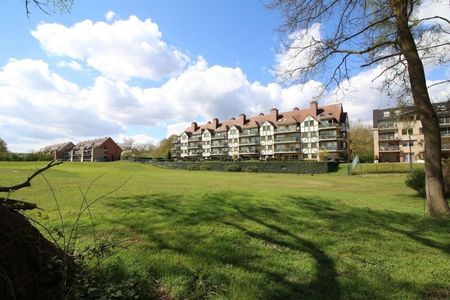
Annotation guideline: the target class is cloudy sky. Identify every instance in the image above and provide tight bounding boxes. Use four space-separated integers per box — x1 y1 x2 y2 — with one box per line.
0 0 449 152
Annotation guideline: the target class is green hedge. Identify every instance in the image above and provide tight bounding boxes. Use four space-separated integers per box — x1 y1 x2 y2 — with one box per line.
0 152 54 161
150 160 338 174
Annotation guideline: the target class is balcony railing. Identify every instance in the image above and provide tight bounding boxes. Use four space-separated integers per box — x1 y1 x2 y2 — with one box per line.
211 134 227 140
379 146 400 151
319 135 344 140
379 135 399 141
239 150 259 154
274 127 299 134
319 146 339 151
240 130 259 136
274 148 301 153
319 123 342 129
239 139 260 145
442 144 450 150
188 144 201 149
378 123 397 129
274 138 300 143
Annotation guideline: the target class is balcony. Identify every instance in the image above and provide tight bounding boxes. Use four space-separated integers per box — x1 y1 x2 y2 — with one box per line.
240 130 259 137
442 144 450 150
319 134 344 140
319 123 343 130
377 123 397 130
211 134 227 140
379 145 400 152
188 144 201 149
210 151 228 156
379 135 399 141
274 147 301 153
274 127 299 134
239 150 259 154
239 139 260 145
274 138 300 144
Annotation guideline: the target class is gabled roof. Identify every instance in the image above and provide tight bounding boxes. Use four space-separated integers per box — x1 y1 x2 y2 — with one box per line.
275 115 299 125
181 102 347 135
74 137 109 149
243 119 260 128
41 141 74 152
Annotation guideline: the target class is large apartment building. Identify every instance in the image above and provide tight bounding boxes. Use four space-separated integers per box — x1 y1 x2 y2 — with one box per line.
171 101 350 161
373 101 450 162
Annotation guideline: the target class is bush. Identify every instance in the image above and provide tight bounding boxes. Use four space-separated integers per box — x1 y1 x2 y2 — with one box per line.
225 164 241 172
405 169 426 198
243 166 258 172
199 165 211 171
187 164 199 171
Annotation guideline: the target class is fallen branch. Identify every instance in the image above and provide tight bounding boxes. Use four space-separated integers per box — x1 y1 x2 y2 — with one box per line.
0 160 62 193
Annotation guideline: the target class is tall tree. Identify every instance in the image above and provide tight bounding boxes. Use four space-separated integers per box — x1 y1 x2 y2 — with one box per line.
349 121 374 163
0 138 7 153
270 0 450 217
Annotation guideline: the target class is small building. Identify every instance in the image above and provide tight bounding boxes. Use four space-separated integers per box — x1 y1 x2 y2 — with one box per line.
70 137 122 162
41 142 74 160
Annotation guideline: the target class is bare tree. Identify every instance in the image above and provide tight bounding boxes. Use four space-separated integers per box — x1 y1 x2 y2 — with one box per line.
270 0 450 217
24 0 73 16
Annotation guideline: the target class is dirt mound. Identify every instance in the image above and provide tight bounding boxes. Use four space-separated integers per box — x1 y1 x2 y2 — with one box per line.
0 205 70 300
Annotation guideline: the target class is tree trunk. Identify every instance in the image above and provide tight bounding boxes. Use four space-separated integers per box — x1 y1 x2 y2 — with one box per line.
391 0 450 216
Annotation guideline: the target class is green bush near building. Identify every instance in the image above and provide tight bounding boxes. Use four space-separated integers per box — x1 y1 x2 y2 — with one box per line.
151 160 338 174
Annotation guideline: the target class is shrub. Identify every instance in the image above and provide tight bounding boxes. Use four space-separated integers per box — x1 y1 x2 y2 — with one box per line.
199 165 211 171
225 164 241 172
243 166 258 172
187 164 199 171
405 169 426 198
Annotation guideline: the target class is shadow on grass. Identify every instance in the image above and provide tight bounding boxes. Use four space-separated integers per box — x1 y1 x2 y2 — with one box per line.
104 192 450 299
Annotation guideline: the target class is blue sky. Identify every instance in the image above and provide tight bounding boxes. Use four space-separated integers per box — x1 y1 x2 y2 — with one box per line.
0 0 449 152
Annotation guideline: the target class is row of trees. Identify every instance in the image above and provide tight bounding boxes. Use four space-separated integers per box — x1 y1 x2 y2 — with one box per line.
120 135 176 159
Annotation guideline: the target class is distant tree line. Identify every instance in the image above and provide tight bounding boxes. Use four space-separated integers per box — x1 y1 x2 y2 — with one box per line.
120 135 176 159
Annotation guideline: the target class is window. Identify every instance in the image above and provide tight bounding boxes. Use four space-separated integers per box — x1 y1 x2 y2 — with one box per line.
311 143 317 148
419 128 423 134
402 128 413 135
309 120 315 126
268 136 272 140
383 111 390 117
310 131 317 137
402 141 414 147
302 132 309 138
311 154 317 159
268 145 273 150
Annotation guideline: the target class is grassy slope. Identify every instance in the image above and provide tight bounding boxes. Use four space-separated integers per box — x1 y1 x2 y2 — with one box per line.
1 161 449 299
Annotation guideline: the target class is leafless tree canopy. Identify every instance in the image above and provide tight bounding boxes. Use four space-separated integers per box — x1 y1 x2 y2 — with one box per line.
270 0 450 99
24 0 73 16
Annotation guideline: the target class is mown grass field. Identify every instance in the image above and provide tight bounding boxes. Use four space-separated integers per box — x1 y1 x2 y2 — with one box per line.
1 161 449 299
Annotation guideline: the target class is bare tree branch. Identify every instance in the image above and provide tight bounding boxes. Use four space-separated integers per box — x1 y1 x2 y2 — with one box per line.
0 160 62 193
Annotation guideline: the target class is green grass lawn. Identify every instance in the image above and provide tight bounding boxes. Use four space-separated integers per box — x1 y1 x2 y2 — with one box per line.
1 161 449 299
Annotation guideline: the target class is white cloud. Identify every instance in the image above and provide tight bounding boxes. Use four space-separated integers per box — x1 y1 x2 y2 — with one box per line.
0 59 123 152
57 60 83 71
105 11 116 22
88 57 325 127
31 15 190 81
117 133 159 146
275 23 322 81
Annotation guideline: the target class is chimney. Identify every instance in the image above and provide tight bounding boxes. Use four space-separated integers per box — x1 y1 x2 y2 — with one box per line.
270 108 279 122
293 107 299 111
212 118 219 128
239 113 247 125
310 101 318 116
191 122 198 132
